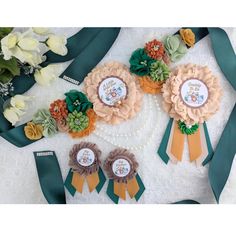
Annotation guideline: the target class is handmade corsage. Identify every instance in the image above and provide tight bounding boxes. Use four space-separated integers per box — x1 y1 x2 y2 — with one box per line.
64 142 106 196
84 61 143 124
104 148 145 203
158 64 222 165
24 90 96 140
129 29 195 94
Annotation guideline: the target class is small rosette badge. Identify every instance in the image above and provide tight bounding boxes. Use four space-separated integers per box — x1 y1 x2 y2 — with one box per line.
64 142 106 196
158 64 222 165
104 148 145 204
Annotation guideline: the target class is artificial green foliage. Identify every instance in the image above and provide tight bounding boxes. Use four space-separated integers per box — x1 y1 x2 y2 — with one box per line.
0 27 13 40
149 60 170 81
0 55 20 84
32 109 58 137
65 90 93 113
67 110 89 132
129 48 156 76
178 121 199 135
164 35 187 62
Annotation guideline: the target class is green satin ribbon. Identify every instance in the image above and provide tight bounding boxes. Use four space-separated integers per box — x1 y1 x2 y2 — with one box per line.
173 200 200 204
208 104 236 203
34 151 66 204
0 27 120 147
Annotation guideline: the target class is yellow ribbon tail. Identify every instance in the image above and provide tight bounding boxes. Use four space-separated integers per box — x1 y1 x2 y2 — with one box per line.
170 121 185 162
187 128 202 162
72 172 85 193
86 172 100 192
127 177 139 199
114 181 126 200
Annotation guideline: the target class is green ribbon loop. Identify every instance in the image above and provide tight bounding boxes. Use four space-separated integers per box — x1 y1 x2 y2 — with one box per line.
0 27 120 147
34 151 66 204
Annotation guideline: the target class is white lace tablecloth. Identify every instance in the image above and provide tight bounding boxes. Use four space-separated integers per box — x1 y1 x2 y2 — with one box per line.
0 28 235 204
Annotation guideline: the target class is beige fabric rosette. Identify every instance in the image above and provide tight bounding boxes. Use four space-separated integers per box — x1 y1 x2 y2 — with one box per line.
162 64 222 125
84 61 143 124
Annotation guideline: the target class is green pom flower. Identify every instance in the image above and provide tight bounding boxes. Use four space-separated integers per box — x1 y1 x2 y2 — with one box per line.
32 109 58 137
178 121 199 135
129 48 156 76
164 35 187 62
149 61 170 82
65 90 93 113
67 110 89 132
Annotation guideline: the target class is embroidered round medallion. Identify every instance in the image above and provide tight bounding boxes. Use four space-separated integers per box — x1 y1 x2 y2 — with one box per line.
180 78 209 108
76 148 95 167
112 158 131 178
98 77 128 106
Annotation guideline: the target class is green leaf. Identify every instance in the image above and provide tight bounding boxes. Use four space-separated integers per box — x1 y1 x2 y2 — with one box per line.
0 55 20 84
0 27 13 40
0 70 13 84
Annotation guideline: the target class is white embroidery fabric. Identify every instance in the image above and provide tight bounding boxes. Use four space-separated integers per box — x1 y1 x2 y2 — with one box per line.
0 27 235 204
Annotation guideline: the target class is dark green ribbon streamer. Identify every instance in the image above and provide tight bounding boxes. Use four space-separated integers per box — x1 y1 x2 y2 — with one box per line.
34 151 66 204
208 104 236 203
0 27 120 147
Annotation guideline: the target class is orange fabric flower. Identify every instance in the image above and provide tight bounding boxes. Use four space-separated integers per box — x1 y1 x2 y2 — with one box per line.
49 99 68 121
139 76 164 94
179 29 195 47
145 39 165 60
24 122 43 140
69 109 96 138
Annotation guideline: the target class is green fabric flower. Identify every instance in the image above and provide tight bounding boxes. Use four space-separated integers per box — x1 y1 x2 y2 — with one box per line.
149 61 170 82
67 110 89 132
65 90 93 113
164 35 187 62
178 121 199 135
129 48 156 76
32 109 58 137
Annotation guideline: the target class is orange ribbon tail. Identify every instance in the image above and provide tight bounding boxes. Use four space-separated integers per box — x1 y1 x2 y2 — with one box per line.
114 181 126 200
170 121 185 161
127 177 140 198
86 172 100 192
187 128 202 162
72 172 85 193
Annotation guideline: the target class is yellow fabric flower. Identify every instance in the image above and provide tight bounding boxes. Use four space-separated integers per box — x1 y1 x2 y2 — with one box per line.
24 122 43 140
179 29 195 47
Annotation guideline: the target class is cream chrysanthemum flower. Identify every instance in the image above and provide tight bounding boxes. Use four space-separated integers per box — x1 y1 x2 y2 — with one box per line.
84 61 143 124
162 64 222 125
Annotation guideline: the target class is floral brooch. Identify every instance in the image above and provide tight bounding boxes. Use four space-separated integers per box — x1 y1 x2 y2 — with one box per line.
84 61 143 124
64 142 106 195
104 148 145 203
158 64 222 165
24 90 96 140
129 29 195 94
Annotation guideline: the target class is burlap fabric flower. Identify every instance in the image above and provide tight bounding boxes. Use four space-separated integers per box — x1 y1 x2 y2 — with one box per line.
69 142 101 176
104 148 138 183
